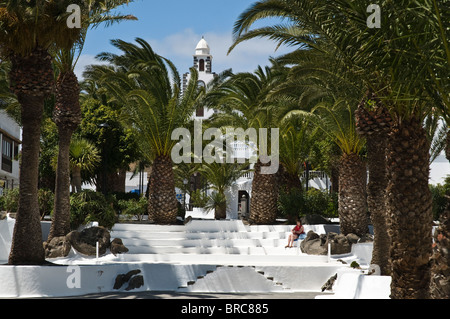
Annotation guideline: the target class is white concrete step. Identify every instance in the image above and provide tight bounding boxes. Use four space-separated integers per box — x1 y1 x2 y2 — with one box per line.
122 245 268 255
112 223 185 232
178 266 289 293
119 237 263 248
111 230 253 240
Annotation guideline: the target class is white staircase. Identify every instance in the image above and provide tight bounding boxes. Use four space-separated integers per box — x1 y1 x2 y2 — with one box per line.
110 220 300 257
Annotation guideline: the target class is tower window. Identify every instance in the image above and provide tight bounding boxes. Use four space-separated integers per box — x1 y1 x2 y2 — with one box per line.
199 59 205 72
196 106 204 117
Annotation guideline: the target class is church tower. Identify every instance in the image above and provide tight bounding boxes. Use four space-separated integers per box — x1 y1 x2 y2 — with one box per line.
183 37 217 118
194 36 213 75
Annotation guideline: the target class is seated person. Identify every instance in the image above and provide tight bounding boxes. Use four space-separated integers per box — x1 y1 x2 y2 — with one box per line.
285 219 305 248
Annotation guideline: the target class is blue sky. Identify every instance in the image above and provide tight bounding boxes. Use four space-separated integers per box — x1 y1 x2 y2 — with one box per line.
75 0 292 79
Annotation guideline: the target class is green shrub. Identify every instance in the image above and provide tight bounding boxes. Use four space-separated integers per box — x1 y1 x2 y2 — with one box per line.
190 189 209 208
118 197 147 221
277 188 304 222
277 188 338 221
304 189 329 215
430 183 447 221
2 188 19 213
70 190 117 229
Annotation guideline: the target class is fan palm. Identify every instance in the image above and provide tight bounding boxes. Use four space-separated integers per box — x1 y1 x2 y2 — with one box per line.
69 137 101 193
278 118 315 193
48 0 136 241
206 64 286 224
285 99 367 236
200 161 248 219
85 38 204 224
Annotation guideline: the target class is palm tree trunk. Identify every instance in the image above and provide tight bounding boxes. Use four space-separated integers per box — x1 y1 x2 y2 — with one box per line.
366 136 391 275
48 129 73 240
355 99 393 275
48 70 81 240
147 155 178 224
338 153 368 236
215 202 227 220
386 119 433 299
8 48 53 265
250 159 278 224
279 165 302 193
72 166 83 193
8 95 46 265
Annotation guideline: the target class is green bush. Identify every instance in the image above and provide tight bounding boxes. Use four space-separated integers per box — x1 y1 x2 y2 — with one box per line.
70 190 117 229
118 197 147 221
190 189 209 208
430 183 448 221
277 188 338 221
277 188 304 222
304 189 329 215
2 188 19 213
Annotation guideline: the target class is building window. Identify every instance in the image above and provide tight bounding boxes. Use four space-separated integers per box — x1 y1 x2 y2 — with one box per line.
2 136 12 173
199 59 205 72
196 106 204 117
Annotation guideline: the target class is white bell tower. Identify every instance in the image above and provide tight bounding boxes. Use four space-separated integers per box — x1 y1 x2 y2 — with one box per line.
183 37 217 118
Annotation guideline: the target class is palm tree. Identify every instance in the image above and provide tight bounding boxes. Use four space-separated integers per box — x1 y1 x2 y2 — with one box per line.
206 64 287 224
354 93 392 275
85 38 204 224
285 100 367 236
48 0 136 241
277 119 314 193
200 161 248 219
0 1 83 265
50 137 101 192
230 0 448 298
69 138 101 193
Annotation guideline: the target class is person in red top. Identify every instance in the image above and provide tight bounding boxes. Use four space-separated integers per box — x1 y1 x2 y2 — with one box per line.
285 219 305 248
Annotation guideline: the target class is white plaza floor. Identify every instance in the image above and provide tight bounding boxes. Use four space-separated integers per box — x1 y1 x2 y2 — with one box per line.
0 217 391 298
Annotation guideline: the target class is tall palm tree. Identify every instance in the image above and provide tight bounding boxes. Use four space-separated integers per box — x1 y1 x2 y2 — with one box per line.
354 92 393 275
85 38 204 224
48 0 136 241
0 1 82 265
284 100 367 236
230 0 448 298
206 64 287 224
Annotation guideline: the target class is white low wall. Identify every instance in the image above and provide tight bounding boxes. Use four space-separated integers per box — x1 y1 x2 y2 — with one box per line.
0 261 347 297
0 217 14 262
0 263 218 298
316 269 391 299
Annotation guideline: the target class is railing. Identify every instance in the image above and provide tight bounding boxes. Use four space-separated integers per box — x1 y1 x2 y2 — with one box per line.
240 171 254 180
301 170 328 180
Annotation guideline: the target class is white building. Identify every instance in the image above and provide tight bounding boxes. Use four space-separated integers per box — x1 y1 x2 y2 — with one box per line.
0 110 20 193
